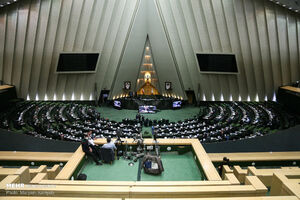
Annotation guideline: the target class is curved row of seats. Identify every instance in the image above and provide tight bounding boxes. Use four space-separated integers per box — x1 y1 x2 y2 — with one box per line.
0 100 298 143
152 101 298 142
0 101 140 142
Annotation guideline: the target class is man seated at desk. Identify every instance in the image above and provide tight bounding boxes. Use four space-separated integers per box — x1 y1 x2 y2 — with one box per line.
101 137 117 163
102 137 117 151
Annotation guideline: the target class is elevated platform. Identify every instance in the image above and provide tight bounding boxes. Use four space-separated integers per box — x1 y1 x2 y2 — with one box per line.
0 85 17 111
278 86 300 114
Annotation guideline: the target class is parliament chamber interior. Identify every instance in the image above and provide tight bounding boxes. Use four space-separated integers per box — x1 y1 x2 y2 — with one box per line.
1 0 300 199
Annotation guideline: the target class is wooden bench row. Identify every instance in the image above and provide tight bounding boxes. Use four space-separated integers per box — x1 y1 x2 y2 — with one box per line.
209 151 300 162
0 165 61 183
222 165 300 186
0 151 72 162
38 173 239 187
0 174 268 198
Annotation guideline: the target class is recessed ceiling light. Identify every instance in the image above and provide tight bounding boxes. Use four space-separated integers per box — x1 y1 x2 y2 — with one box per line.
6 2 10 5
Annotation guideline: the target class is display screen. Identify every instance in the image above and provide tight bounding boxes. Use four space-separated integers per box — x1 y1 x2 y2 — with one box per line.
114 100 121 108
56 53 99 72
196 54 238 73
173 101 182 108
139 105 157 114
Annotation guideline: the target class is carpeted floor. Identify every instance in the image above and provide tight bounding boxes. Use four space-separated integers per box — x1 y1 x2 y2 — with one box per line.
96 106 200 123
80 151 204 181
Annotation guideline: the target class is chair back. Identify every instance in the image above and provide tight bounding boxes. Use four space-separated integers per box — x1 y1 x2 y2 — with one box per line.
100 148 114 163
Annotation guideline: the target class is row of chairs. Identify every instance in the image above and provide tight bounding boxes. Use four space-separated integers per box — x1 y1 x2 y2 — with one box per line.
0 100 298 143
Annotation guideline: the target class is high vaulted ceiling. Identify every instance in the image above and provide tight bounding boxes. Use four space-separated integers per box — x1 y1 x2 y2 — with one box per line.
0 0 300 101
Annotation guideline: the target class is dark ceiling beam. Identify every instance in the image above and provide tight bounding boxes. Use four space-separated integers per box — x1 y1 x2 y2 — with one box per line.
269 0 300 13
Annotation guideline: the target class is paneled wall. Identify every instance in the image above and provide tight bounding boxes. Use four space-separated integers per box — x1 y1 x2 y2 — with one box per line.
157 0 300 101
0 0 299 101
0 0 139 100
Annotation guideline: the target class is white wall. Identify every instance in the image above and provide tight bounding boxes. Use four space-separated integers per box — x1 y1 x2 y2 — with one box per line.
0 0 299 101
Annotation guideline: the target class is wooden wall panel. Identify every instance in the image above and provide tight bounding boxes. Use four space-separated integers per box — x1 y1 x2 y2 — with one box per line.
223 0 247 100
3 5 17 85
287 14 300 83
11 1 29 93
254 0 274 99
0 8 7 82
275 7 291 86
37 0 62 100
19 0 40 99
28 0 51 100
103 0 137 90
46 0 74 100
264 2 283 93
159 0 191 90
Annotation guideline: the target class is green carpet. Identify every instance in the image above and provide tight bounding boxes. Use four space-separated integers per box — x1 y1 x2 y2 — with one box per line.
80 151 204 181
81 158 139 181
141 152 203 181
97 106 199 123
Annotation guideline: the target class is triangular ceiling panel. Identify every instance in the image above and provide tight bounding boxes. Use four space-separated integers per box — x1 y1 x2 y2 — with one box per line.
110 0 186 99
136 35 160 94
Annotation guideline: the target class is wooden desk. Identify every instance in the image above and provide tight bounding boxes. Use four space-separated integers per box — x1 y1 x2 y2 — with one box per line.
208 152 300 162
0 85 13 90
281 86 300 93
0 151 73 162
94 138 195 145
39 179 232 187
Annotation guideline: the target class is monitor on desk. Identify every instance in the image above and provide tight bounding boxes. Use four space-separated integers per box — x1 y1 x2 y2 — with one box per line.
113 100 121 108
139 105 157 114
173 101 182 108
